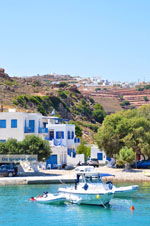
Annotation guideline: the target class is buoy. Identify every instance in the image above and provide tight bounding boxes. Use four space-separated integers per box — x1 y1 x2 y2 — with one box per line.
96 195 100 199
130 205 135 211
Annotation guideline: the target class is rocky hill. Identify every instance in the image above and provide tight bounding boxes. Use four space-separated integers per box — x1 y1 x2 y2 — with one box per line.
0 70 104 143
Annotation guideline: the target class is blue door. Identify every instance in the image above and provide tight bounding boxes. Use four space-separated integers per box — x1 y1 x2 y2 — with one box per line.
97 153 103 160
49 131 54 140
46 155 57 169
29 120 35 132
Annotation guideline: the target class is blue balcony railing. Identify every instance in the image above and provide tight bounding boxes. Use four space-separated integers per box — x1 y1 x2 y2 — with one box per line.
24 127 35 133
38 127 48 133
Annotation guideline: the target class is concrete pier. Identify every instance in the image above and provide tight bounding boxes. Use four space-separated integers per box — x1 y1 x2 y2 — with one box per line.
1 167 150 186
0 175 75 186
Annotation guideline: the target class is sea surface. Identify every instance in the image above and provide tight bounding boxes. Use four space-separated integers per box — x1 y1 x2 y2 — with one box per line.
0 182 150 226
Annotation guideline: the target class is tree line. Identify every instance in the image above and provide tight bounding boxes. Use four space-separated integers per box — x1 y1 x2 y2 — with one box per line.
0 135 51 161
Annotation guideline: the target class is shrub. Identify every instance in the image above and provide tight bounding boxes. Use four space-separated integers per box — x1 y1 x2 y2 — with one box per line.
144 96 149 101
120 100 130 106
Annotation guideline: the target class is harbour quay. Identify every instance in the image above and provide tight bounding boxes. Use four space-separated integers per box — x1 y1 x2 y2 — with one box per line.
0 174 76 186
1 167 150 186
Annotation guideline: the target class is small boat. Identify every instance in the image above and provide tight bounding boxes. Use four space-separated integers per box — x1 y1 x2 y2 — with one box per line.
113 184 139 198
29 192 67 204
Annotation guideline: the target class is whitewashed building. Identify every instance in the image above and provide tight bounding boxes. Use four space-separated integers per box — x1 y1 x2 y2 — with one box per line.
0 111 48 142
45 117 82 168
90 145 107 165
0 111 82 168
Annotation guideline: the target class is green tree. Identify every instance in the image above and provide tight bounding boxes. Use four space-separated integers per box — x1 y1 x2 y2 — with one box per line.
0 142 7 154
0 136 51 161
116 147 136 171
77 141 91 160
92 103 106 123
0 139 21 154
21 135 51 161
96 107 150 159
4 138 21 154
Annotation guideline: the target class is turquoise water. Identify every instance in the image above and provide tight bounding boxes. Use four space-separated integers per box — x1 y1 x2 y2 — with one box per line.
0 183 150 226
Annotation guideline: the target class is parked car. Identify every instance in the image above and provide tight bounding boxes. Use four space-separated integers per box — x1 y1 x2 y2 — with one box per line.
87 158 99 167
107 158 116 168
132 160 150 169
0 164 18 177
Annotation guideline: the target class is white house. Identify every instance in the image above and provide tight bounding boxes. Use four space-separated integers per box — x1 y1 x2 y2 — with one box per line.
0 111 82 168
0 111 48 142
90 145 107 165
45 117 82 168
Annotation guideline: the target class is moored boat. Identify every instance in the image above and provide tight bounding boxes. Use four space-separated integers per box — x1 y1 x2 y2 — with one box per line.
113 185 139 198
29 192 67 204
59 171 115 206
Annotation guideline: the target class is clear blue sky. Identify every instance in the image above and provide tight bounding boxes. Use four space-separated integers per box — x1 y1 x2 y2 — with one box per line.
0 0 150 82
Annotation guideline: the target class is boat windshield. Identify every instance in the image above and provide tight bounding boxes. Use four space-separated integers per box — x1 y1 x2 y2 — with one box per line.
85 175 102 183
76 174 102 184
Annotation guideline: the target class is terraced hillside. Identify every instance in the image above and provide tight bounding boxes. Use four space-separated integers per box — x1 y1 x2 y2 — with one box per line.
79 85 150 113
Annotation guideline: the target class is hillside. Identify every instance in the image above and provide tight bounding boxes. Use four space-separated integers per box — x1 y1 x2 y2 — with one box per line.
1 69 150 143
0 70 103 143
79 85 150 113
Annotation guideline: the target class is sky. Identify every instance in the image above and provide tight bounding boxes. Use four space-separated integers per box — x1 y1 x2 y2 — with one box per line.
0 0 150 82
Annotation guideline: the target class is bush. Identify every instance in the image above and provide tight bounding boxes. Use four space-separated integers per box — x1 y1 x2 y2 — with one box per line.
69 121 82 137
77 121 99 132
58 90 68 99
57 82 68 88
92 104 106 123
120 100 130 106
116 147 135 170
144 96 149 101
77 141 91 160
95 88 101 92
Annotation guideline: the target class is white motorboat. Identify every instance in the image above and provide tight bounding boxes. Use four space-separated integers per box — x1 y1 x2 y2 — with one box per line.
59 170 115 206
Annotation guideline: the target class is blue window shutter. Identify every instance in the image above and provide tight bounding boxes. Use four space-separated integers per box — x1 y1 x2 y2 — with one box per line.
72 131 74 139
62 131 64 139
67 148 71 156
11 119 17 128
56 132 59 139
68 131 70 139
0 120 6 128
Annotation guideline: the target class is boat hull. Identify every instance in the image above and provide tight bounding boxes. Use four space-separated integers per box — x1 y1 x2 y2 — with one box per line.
60 192 114 206
113 185 139 198
34 194 67 204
